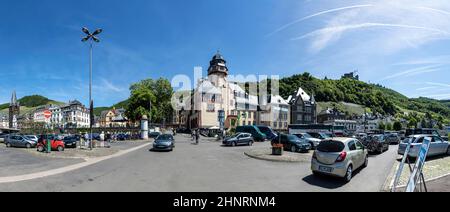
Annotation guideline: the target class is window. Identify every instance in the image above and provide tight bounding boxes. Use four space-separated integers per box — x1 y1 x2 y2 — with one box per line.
355 141 364 150
348 141 356 151
274 122 277 128
297 115 303 121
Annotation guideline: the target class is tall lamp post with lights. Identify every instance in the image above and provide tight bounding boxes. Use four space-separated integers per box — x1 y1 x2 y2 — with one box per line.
82 27 102 150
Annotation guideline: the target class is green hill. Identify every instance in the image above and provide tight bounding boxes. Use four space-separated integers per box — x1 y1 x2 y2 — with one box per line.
278 73 450 124
0 95 64 113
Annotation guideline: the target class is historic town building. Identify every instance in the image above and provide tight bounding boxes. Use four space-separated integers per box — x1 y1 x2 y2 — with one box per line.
9 91 20 129
175 52 290 130
99 108 129 128
288 87 317 125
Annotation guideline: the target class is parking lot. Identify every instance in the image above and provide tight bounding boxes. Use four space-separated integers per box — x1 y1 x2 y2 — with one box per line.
0 134 398 192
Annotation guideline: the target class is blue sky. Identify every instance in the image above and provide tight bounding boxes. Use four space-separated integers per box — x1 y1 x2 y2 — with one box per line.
1 0 450 107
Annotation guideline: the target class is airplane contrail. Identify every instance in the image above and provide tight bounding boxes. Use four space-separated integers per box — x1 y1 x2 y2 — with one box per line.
291 23 450 41
266 4 374 37
416 6 450 16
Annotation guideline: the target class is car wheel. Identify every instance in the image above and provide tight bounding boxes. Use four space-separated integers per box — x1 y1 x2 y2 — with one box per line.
447 147 450 155
291 145 297 153
309 142 314 150
26 143 31 149
231 142 236 147
363 156 368 168
248 141 253 146
344 165 353 183
379 145 383 154
37 146 44 152
6 143 11 148
57 146 64 152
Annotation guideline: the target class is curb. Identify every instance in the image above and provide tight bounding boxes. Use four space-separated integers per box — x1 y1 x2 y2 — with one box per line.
381 156 450 192
244 150 311 163
0 142 151 184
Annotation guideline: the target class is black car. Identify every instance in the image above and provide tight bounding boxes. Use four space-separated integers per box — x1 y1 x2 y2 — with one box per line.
63 136 78 148
364 134 389 154
271 134 311 153
116 133 130 141
152 134 175 151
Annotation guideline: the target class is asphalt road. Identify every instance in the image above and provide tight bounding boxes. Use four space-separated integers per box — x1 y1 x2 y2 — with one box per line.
0 135 398 192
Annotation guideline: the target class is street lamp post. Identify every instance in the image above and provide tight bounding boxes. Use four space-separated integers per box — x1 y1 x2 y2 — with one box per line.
82 27 102 151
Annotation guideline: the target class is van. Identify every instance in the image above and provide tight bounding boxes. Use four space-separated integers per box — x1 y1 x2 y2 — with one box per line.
256 126 277 140
236 126 267 141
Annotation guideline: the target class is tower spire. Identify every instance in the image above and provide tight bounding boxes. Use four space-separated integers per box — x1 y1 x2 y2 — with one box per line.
10 90 17 106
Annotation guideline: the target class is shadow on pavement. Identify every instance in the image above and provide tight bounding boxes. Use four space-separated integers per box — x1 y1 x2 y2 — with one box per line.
302 168 363 189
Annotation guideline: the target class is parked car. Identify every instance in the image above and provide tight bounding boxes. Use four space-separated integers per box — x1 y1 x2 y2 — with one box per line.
236 126 267 141
385 133 401 145
152 134 175 151
0 133 8 143
5 134 37 148
294 133 322 149
223 133 254 147
311 138 368 183
405 128 440 138
116 133 130 141
443 136 449 142
307 132 331 140
63 135 78 148
398 135 450 158
37 135 65 152
24 135 38 142
271 134 311 153
149 131 161 139
256 126 277 140
364 134 389 154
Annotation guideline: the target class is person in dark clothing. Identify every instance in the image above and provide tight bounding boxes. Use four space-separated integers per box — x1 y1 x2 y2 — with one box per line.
195 129 200 144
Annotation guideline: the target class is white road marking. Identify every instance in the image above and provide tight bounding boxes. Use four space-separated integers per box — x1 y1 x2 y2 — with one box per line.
0 143 151 184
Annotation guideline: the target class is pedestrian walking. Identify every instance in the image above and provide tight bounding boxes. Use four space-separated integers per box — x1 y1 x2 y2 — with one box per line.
195 129 200 144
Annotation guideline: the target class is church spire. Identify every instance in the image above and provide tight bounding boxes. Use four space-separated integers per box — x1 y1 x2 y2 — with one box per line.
10 90 18 106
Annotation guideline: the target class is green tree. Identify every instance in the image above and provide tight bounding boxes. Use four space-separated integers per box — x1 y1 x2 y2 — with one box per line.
408 117 418 128
393 121 402 131
125 78 174 123
378 122 386 130
386 122 393 131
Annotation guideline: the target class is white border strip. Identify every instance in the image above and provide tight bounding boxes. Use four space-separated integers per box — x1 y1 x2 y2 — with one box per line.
0 143 151 184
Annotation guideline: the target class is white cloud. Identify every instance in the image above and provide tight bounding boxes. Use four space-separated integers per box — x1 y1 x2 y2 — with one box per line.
380 65 442 81
286 0 450 53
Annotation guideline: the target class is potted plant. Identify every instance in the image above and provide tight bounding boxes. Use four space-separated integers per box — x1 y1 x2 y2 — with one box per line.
272 143 284 156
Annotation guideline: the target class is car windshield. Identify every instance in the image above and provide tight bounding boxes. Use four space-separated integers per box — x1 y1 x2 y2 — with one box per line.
317 141 345 153
319 133 330 139
287 135 301 142
302 133 313 139
157 135 173 141
258 127 273 135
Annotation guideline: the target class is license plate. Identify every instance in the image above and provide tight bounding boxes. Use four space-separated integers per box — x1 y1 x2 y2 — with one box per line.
319 166 333 173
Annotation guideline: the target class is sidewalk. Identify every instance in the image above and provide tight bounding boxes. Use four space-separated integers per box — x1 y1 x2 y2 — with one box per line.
426 175 450 192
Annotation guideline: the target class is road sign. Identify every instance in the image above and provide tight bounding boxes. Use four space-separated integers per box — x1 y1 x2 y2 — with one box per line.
44 110 52 119
406 137 431 192
392 139 412 192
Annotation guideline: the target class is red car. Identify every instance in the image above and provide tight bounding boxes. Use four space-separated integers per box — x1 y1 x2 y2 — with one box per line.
37 135 65 152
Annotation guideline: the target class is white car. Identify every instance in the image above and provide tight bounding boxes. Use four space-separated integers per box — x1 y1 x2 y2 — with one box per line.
312 137 369 182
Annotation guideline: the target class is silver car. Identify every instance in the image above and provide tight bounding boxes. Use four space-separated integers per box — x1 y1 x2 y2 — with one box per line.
295 133 322 149
5 134 37 148
311 138 368 182
398 135 450 158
